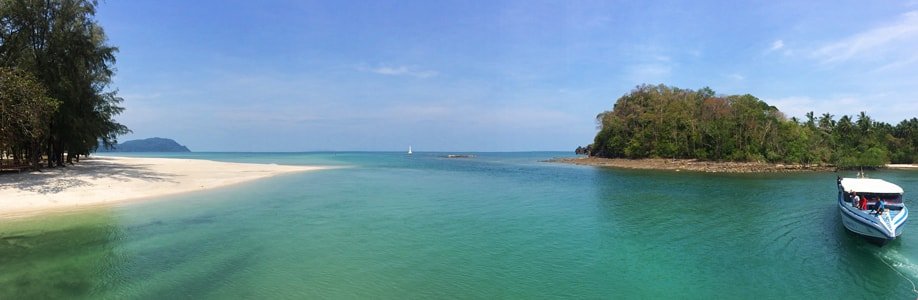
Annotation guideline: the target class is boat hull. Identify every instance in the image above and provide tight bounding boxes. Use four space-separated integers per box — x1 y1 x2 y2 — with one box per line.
837 196 907 245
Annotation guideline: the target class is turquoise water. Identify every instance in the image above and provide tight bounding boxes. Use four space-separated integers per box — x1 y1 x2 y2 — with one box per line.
2 152 918 298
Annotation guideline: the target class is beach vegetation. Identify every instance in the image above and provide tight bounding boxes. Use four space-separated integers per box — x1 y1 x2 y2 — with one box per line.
0 0 127 169
0 68 59 169
586 84 918 168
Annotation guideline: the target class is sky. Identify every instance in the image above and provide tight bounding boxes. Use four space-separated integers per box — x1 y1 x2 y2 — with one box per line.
96 0 918 152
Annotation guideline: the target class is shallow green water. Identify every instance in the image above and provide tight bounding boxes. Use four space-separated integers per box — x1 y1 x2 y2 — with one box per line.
2 152 917 298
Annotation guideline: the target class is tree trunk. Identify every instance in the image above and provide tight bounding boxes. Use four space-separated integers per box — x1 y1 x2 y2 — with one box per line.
30 140 41 171
55 149 64 167
47 138 54 168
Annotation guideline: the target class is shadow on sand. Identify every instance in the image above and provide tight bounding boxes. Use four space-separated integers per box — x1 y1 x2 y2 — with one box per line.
0 157 175 194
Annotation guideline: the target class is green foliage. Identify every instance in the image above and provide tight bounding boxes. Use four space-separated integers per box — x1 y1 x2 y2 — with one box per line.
0 68 59 168
859 147 888 168
887 118 918 164
0 0 128 167
588 84 918 167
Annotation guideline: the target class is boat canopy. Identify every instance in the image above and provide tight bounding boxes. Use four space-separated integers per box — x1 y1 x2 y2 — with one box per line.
840 178 904 194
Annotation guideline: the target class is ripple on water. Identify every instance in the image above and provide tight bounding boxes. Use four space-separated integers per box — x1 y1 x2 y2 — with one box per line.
2 153 918 298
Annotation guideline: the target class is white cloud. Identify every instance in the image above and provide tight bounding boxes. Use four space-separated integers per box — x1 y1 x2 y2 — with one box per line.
729 73 745 81
765 95 876 121
359 65 439 78
766 96 818 119
872 54 918 72
769 40 785 51
814 11 918 64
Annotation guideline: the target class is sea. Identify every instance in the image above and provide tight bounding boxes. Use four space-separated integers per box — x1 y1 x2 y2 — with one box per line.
1 152 917 299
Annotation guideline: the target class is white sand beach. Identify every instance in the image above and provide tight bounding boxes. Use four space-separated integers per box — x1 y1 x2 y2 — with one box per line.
0 156 329 218
887 164 918 169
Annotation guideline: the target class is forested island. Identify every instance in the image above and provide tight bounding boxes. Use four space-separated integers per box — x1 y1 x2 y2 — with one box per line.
0 1 126 170
575 84 917 169
97 138 190 153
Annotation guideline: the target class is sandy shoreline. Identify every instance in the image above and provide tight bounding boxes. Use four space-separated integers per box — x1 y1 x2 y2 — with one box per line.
548 156 836 173
886 164 918 169
0 156 331 219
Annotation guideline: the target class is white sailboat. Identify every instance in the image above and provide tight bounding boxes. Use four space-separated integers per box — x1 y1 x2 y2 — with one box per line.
408 146 413 155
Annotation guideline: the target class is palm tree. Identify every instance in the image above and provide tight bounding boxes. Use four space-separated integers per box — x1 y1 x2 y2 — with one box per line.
856 111 872 135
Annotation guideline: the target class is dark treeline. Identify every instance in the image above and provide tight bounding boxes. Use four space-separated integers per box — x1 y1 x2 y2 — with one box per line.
0 0 127 170
585 84 918 168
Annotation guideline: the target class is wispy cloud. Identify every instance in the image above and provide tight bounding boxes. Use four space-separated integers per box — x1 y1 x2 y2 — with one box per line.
769 40 784 51
872 54 918 72
814 11 918 64
765 95 872 120
358 65 439 78
621 45 675 84
767 93 918 123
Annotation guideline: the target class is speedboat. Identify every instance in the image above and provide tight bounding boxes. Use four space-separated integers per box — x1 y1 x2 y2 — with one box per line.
837 177 909 245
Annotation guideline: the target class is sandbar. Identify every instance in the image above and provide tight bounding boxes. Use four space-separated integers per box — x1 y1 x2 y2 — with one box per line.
0 156 331 218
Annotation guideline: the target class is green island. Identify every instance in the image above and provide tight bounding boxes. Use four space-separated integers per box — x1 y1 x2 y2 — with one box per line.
570 84 918 171
3 1 918 299
96 137 191 153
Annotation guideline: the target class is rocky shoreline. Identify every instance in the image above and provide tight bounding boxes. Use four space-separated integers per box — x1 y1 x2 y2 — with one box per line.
547 156 837 173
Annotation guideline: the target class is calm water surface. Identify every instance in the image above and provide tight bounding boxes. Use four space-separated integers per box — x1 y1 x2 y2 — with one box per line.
1 152 917 298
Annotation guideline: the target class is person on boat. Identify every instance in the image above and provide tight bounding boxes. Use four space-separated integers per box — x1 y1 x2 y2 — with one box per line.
874 197 886 216
852 192 860 209
860 194 869 210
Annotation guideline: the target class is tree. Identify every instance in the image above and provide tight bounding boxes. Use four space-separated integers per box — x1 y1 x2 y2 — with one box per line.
0 67 59 169
0 0 128 168
888 118 918 163
586 84 914 167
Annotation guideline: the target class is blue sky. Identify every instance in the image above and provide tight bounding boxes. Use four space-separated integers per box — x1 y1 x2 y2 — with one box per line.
96 1 918 151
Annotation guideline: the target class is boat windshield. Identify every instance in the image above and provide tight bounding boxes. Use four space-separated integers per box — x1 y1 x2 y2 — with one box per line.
882 194 904 205
843 192 903 204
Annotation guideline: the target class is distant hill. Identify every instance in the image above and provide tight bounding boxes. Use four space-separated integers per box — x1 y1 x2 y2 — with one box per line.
97 137 190 152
